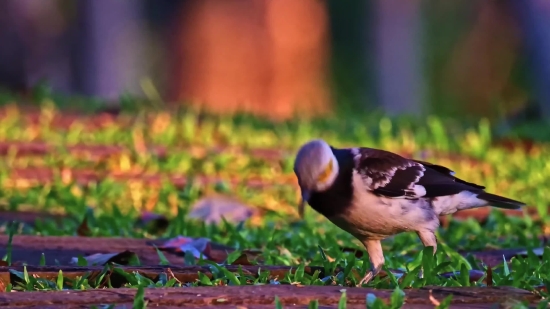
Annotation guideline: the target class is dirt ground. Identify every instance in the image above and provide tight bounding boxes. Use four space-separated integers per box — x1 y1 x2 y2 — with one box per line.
0 282 540 308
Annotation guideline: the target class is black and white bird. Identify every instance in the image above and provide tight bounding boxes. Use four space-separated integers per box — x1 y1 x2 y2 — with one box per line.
293 139 525 286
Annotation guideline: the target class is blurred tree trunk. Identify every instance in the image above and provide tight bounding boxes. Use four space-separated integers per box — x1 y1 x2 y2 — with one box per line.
0 0 27 93
169 0 330 120
511 0 550 120
373 0 424 116
264 0 331 119
0 0 71 94
443 1 525 119
73 0 145 105
327 1 373 113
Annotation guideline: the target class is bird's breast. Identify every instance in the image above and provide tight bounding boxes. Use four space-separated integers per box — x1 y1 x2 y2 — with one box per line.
325 172 439 239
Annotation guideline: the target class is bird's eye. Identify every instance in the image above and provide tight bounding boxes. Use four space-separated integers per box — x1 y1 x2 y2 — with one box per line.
317 159 333 183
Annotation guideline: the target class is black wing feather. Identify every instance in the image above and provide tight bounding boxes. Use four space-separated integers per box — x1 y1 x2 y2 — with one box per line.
352 148 484 199
412 159 485 190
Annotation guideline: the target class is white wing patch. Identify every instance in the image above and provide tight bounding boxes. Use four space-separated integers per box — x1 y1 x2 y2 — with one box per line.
349 147 427 198
407 163 426 189
412 184 426 197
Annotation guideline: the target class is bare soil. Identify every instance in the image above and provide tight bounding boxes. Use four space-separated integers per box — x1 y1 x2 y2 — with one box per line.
0 285 539 308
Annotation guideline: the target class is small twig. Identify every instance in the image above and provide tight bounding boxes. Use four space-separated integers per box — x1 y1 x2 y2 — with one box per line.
166 268 182 285
428 289 441 306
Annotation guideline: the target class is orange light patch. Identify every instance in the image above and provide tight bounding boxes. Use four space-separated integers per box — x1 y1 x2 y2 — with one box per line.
317 160 333 183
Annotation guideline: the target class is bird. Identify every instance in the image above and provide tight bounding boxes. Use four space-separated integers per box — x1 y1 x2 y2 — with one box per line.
293 138 525 286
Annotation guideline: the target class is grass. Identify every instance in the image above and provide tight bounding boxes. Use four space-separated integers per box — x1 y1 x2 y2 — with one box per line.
0 95 548 308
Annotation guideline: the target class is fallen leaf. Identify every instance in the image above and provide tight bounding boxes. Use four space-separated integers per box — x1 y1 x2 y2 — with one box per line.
378 269 405 280
276 246 301 264
438 270 486 283
515 247 545 257
156 235 261 263
188 195 255 224
158 236 212 259
76 207 94 236
135 212 169 235
486 267 493 286
70 250 137 266
231 250 263 265
533 285 547 293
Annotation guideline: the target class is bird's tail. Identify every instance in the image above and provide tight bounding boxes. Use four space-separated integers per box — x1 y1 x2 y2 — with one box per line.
476 192 525 210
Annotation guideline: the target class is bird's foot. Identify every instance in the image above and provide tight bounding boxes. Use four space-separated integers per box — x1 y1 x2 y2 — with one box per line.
356 271 374 287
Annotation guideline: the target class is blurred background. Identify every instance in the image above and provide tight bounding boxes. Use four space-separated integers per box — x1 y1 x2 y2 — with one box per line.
0 0 549 128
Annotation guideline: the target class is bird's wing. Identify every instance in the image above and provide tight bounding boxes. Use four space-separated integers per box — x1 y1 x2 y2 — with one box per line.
411 159 486 190
350 148 484 199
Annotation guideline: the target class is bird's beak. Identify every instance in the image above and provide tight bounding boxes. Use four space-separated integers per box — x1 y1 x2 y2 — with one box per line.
298 189 310 219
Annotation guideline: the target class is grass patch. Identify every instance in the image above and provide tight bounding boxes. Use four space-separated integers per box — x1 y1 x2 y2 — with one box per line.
0 100 548 308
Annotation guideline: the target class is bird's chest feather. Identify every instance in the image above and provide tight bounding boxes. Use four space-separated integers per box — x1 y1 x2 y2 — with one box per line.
316 172 439 239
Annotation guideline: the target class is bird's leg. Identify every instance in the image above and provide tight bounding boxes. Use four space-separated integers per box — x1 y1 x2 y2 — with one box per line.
416 230 437 279
357 239 384 287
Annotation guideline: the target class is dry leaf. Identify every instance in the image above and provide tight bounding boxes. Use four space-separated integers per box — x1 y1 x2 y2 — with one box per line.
188 195 254 224
70 250 137 266
231 250 263 265
135 211 169 235
76 207 94 236
486 267 493 286
158 236 211 259
439 270 486 283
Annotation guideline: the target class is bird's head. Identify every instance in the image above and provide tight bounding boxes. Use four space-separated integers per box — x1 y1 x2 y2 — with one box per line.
293 139 339 218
